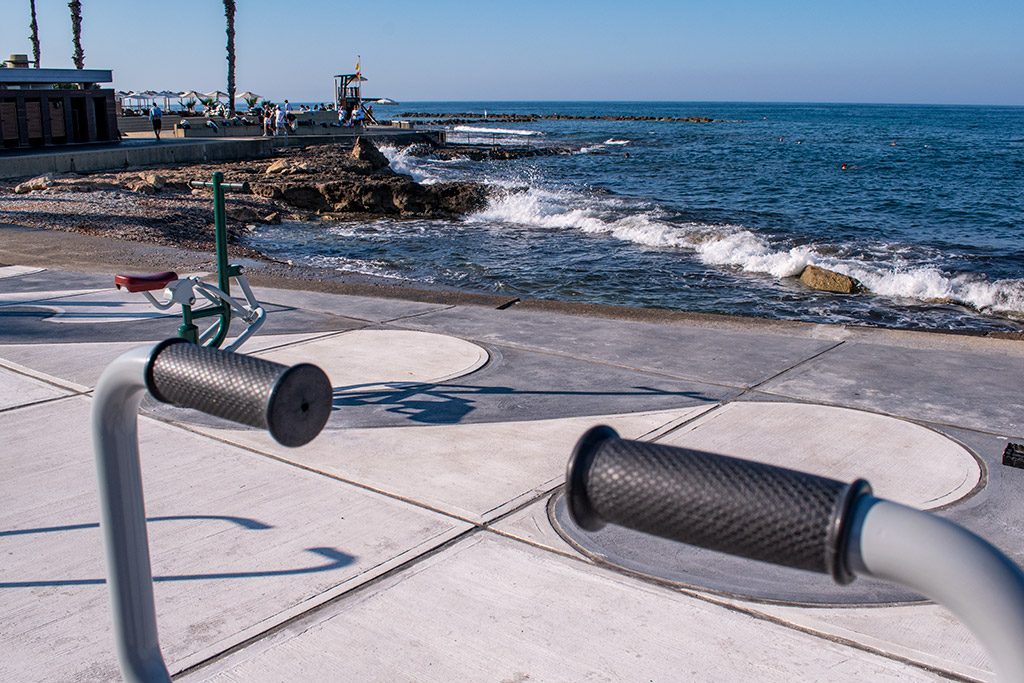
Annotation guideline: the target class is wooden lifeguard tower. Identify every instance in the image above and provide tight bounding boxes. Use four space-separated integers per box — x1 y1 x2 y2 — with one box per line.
333 73 366 116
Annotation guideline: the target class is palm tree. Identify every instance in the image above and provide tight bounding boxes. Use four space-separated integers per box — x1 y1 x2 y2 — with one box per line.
69 0 84 69
224 0 236 117
29 0 41 67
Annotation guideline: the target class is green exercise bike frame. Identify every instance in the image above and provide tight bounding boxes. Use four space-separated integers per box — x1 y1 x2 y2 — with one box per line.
114 172 266 352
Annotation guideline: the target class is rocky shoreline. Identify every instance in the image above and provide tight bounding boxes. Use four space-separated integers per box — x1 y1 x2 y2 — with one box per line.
1 136 873 302
0 138 488 259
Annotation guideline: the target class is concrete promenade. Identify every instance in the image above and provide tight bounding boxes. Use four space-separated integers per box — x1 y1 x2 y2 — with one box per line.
0 127 438 181
2 250 1023 681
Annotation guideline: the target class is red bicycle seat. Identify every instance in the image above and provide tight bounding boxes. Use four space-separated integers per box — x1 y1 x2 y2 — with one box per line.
114 271 179 293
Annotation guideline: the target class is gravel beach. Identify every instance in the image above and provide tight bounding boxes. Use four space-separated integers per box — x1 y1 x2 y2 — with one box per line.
0 140 490 295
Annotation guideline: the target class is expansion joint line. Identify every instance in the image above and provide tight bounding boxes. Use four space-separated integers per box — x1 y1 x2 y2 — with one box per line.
174 524 482 680
643 339 848 443
745 338 847 395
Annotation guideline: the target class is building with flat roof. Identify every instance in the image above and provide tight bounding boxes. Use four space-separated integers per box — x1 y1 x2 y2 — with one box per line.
1 57 119 149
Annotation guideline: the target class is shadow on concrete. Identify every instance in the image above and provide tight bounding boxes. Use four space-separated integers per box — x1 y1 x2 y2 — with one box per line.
0 514 355 588
333 381 709 425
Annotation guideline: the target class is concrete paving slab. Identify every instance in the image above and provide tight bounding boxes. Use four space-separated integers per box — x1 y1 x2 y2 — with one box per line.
398 305 841 387
251 286 457 324
0 364 76 410
504 497 994 680
658 401 981 509
489 495 580 556
0 265 45 279
0 268 110 295
0 287 107 306
0 340 160 389
758 341 1024 438
491 493 991 680
195 408 712 523
0 397 469 682
750 601 992 681
184 533 943 682
254 329 490 390
11 288 176 323
2 265 1022 682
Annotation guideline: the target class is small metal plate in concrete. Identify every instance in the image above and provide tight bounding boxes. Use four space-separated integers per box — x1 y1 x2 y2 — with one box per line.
551 401 982 606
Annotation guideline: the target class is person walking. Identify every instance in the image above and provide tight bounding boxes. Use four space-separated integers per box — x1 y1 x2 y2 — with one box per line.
275 106 288 136
149 103 163 141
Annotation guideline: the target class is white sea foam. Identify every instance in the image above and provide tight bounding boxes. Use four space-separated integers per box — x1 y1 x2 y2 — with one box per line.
473 186 1024 316
453 126 540 136
379 145 440 184
303 253 408 280
604 139 630 145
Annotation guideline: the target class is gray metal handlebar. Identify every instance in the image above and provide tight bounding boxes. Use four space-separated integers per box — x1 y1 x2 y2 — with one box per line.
565 425 1024 682
91 341 332 683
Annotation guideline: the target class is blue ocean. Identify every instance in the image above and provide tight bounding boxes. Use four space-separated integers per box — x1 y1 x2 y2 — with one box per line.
247 102 1024 332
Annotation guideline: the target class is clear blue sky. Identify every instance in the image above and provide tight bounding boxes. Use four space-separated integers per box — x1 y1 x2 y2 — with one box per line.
4 0 1023 105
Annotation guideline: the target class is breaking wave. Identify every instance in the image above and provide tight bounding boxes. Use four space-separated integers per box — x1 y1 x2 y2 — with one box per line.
471 185 1024 318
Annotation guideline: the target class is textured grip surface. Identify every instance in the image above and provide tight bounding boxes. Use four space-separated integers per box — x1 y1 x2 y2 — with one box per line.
566 425 868 582
147 340 332 447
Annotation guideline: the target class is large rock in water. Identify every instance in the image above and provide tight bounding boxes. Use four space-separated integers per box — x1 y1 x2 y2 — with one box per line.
351 137 390 171
798 265 863 294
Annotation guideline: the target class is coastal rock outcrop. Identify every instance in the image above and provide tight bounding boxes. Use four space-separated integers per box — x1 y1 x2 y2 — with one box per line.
14 174 54 194
798 265 863 294
263 177 487 217
350 137 391 171
249 139 488 217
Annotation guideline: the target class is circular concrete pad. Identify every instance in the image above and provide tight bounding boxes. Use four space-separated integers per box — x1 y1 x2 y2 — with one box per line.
553 401 981 606
254 329 489 391
656 401 980 510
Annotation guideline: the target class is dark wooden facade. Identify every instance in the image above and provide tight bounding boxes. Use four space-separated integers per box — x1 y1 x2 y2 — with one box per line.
1 88 119 149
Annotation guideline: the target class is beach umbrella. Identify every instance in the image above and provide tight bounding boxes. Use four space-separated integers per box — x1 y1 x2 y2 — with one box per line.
126 91 154 106
179 90 203 100
204 90 229 101
153 90 179 110
236 91 263 101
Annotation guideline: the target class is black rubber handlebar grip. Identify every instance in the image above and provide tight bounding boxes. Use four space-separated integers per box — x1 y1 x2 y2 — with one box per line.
565 425 870 583
146 339 333 447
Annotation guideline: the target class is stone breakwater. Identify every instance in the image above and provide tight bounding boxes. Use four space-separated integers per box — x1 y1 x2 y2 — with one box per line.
398 112 725 125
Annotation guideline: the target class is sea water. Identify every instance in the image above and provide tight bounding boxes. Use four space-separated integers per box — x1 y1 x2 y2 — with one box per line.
246 102 1024 332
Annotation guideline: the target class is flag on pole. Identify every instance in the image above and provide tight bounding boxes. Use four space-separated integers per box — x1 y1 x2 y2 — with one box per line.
355 56 360 79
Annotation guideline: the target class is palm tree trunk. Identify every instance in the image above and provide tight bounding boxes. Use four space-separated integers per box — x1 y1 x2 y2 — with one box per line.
29 0 41 67
224 0 236 117
69 0 85 70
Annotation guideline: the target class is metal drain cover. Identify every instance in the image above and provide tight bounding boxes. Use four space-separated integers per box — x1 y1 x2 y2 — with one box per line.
549 491 922 606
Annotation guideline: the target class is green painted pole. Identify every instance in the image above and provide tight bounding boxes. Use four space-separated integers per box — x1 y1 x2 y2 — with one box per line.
212 171 230 295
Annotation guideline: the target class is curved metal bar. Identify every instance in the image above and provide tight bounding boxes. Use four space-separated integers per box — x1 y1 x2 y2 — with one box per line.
91 343 171 683
849 497 1024 682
